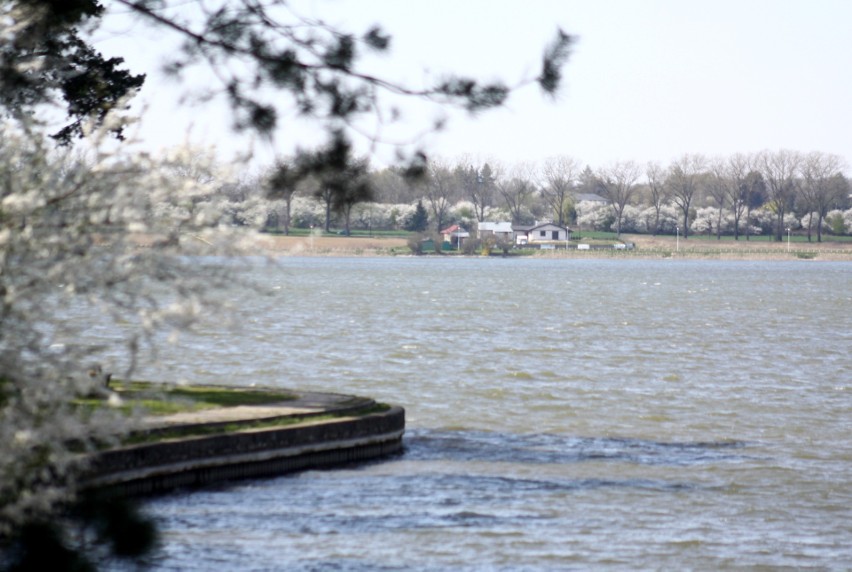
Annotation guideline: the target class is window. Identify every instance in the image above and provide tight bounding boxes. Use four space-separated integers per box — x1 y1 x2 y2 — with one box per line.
552 230 559 239
539 230 546 237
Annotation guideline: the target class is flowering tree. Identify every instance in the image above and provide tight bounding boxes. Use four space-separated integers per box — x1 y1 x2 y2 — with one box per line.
0 119 251 565
575 200 612 231
824 209 852 235
690 206 719 236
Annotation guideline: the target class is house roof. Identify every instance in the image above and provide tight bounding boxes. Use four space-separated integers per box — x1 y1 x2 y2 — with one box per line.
574 193 607 203
440 224 469 238
513 222 570 232
478 221 513 233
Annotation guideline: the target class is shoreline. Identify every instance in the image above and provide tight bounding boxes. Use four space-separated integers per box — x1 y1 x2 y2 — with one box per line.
247 233 852 261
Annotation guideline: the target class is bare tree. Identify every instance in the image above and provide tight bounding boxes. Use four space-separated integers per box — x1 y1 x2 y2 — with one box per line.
724 153 753 240
266 160 299 235
312 183 336 232
423 159 455 231
540 156 580 226
494 162 538 224
800 152 848 242
455 158 494 222
666 154 706 240
597 160 640 237
332 158 374 236
707 158 729 240
645 161 668 236
370 168 411 204
758 150 802 241
477 163 496 220
291 134 376 234
742 170 768 241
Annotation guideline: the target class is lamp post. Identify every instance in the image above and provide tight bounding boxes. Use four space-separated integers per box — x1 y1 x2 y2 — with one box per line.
676 226 679 253
786 227 791 252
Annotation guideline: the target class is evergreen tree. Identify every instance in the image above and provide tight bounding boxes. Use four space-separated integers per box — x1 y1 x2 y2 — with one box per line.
1 0 145 143
405 200 429 232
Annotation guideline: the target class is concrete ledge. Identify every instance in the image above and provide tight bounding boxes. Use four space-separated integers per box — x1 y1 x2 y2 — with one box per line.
83 404 405 497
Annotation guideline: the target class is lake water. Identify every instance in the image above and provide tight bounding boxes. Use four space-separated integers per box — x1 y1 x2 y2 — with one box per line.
105 257 851 570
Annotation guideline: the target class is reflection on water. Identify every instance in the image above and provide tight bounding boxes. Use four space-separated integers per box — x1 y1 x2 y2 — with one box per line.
74 258 851 570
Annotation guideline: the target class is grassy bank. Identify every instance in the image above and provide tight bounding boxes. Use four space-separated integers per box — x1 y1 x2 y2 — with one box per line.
75 381 391 448
123 402 391 446
76 381 297 417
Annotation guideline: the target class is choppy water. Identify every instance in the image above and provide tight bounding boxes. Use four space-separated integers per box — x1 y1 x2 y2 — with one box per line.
97 257 851 570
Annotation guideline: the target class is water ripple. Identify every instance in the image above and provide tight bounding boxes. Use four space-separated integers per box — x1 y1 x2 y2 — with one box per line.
405 429 751 467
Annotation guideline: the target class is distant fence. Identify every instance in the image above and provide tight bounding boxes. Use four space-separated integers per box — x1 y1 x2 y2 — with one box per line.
516 244 851 258
518 243 635 251
615 248 851 258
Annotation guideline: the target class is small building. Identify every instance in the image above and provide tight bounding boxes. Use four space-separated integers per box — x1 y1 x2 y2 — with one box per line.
513 222 571 245
440 224 469 249
573 193 608 204
477 221 514 242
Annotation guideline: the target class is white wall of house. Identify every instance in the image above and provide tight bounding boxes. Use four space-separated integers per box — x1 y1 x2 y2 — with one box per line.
477 221 513 241
524 223 569 242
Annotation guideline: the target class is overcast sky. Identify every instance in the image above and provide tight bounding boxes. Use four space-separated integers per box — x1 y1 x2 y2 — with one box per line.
97 0 852 171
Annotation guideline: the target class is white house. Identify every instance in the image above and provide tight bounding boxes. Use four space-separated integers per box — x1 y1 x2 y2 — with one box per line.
512 222 571 245
477 221 514 241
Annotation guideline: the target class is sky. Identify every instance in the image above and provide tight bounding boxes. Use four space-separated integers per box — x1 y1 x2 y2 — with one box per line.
94 0 852 172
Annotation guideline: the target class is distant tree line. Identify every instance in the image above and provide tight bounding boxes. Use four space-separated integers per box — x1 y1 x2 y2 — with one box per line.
192 150 852 242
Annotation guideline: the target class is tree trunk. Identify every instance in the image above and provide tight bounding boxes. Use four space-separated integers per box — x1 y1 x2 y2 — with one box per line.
746 207 751 241
716 208 723 240
614 206 622 238
284 198 292 235
745 206 751 241
324 201 332 232
806 212 813 242
343 205 352 236
774 209 784 242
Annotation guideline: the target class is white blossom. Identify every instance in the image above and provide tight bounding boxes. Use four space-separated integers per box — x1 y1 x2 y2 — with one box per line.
0 121 251 534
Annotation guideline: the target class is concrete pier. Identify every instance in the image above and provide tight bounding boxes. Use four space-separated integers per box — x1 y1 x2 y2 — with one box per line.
82 391 405 497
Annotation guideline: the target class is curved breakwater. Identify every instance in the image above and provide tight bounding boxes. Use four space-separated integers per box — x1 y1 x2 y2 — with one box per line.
84 404 405 497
